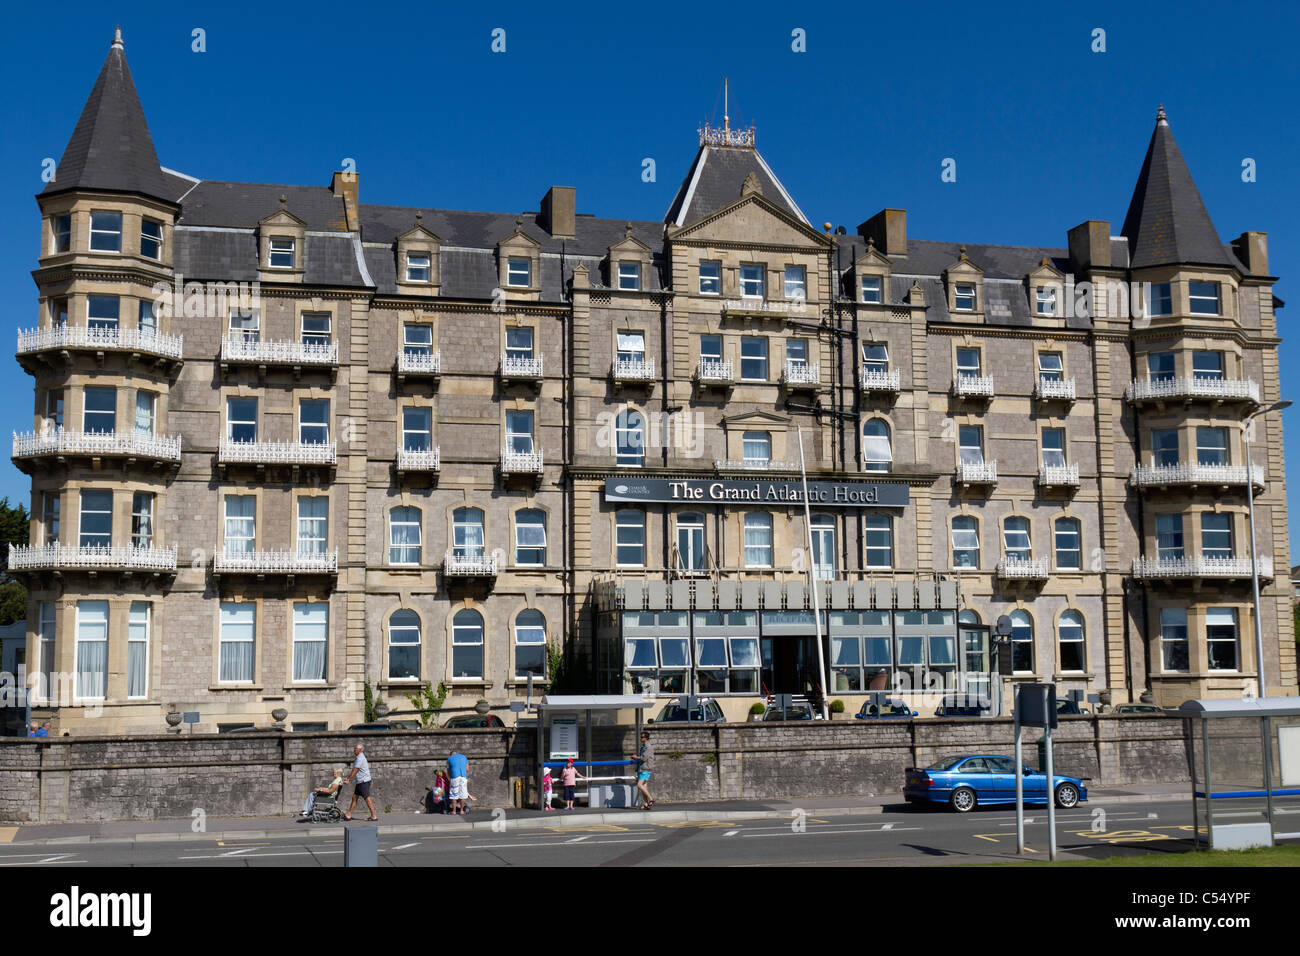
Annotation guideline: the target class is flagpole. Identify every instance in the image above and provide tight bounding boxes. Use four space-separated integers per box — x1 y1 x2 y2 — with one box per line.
798 425 830 719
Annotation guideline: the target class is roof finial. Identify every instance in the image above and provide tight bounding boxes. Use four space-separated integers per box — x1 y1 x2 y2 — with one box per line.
1156 103 1167 126
416 211 423 223
279 194 287 207
867 236 875 251
113 25 123 49
624 222 634 238
959 245 968 260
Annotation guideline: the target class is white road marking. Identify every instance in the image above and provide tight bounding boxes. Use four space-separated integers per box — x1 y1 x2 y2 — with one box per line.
178 849 344 860
0 857 84 866
464 837 656 850
881 823 894 830
390 842 419 850
566 835 590 843
724 829 740 837
742 826 920 839
219 847 258 857
38 854 74 864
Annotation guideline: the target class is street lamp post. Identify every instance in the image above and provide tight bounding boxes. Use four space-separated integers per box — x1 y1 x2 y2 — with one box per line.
1243 399 1290 698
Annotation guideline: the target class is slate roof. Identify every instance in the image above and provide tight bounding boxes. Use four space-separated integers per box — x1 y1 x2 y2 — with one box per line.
178 182 350 232
664 145 807 227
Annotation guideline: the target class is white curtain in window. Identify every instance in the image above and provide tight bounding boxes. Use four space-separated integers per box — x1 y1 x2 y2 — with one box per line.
76 602 108 699
293 603 328 682
127 602 149 698
219 603 255 682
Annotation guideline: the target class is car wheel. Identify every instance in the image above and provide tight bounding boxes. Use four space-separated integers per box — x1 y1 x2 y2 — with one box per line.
1055 783 1079 809
950 787 977 813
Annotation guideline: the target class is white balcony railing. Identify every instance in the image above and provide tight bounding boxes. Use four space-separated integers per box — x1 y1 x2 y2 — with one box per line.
996 557 1050 580
16 325 183 361
782 361 820 386
443 551 499 576
1132 556 1273 580
612 357 656 382
958 460 998 485
213 548 338 575
500 353 544 379
714 458 799 472
696 359 734 385
221 336 338 366
501 448 544 474
8 543 178 572
1038 463 1081 486
1130 463 1265 488
1035 377 1076 402
951 374 995 399
860 368 901 392
1127 377 1260 404
397 350 441 376
396 447 441 472
218 440 337 466
13 429 181 462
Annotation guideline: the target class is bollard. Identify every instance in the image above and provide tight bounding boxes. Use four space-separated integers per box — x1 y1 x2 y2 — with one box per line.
344 825 378 867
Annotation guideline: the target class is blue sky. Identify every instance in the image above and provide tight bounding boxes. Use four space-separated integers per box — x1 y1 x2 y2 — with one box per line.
2 0 1297 556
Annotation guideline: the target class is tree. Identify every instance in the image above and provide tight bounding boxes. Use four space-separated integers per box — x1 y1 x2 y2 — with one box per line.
0 497 28 625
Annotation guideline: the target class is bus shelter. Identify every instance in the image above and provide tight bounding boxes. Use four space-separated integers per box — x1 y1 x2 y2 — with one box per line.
1180 697 1300 850
536 695 652 810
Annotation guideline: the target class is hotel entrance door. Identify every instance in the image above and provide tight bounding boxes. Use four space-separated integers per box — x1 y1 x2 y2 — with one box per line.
761 635 824 697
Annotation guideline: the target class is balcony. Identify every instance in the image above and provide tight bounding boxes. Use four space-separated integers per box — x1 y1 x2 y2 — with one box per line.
220 336 338 376
611 357 656 388
396 446 441 474
396 349 441 384
500 353 543 383
1037 463 1081 488
443 550 499 578
996 557 1050 581
1126 376 1260 407
217 439 337 476
501 448 544 477
958 460 998 487
695 359 734 389
213 548 339 579
951 374 995 400
714 458 798 472
860 368 901 394
12 429 182 472
1034 376 1076 404
781 361 820 389
8 543 178 575
1132 556 1273 582
1130 463 1265 491
16 325 183 371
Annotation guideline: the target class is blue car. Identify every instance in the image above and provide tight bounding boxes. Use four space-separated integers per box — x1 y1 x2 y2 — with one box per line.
904 754 1087 812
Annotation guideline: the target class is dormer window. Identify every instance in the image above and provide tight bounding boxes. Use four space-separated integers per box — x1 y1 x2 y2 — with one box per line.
269 238 296 269
618 261 642 291
784 266 806 300
53 215 72 254
90 211 122 252
1188 281 1220 315
406 253 431 282
507 257 531 287
1035 286 1057 315
954 283 976 311
740 264 765 298
140 219 163 260
860 276 882 303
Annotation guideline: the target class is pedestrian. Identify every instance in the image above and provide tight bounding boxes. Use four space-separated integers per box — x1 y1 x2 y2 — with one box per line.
633 730 654 809
541 767 555 811
343 743 378 821
447 749 469 815
300 766 345 819
560 757 585 810
40 721 51 736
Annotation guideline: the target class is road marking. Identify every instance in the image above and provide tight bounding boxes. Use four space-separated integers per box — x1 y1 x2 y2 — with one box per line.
216 841 269 847
1147 812 1159 819
218 847 259 857
390 842 419 850
465 837 656 850
881 823 894 830
0 857 84 866
740 826 919 839
38 854 74 864
724 829 740 837
973 833 1003 843
178 849 344 860
0 828 16 844
567 835 590 843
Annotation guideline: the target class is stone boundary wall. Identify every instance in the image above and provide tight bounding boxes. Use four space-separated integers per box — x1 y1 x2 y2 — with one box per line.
0 716 1194 825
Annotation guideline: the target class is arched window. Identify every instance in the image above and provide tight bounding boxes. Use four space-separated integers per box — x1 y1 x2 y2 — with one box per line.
862 419 892 473
452 507 485 560
452 608 484 679
1003 516 1031 562
616 409 644 466
744 512 773 568
389 506 421 565
1010 609 1034 673
952 515 979 569
387 609 421 681
810 513 835 579
1058 611 1085 673
514 509 546 566
615 509 646 567
514 609 547 678
676 512 705 571
1054 517 1081 569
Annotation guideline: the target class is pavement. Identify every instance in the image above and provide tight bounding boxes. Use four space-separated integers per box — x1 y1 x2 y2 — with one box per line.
0 783 1191 847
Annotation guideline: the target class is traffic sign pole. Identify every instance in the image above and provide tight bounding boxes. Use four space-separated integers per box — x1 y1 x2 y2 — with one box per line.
1014 687 1024 855
1044 684 1057 861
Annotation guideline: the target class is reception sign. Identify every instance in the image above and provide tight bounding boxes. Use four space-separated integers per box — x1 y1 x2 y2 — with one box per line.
603 477 908 508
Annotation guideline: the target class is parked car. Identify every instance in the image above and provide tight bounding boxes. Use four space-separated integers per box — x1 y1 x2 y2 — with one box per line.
855 699 917 719
1113 703 1165 715
762 701 820 721
441 713 505 729
348 719 422 731
651 697 726 724
904 754 1087 812
933 696 992 718
1056 699 1091 716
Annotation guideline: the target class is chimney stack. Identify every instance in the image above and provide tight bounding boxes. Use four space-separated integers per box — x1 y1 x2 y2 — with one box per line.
540 186 576 238
331 170 360 232
1232 232 1269 275
1068 220 1111 271
858 209 906 256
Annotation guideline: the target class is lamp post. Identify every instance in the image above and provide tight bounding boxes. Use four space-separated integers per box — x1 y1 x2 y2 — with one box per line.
1243 399 1290 698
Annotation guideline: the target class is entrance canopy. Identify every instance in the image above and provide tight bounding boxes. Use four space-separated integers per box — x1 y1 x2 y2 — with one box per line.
538 694 652 712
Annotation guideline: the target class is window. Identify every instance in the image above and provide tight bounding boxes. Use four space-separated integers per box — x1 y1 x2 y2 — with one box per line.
292 603 328 682
700 334 723 364
52 298 69 327
514 609 547 678
1042 428 1066 468
406 252 430 282
1205 607 1238 670
229 308 260 343
134 390 156 435
1010 609 1034 673
615 510 645 567
1037 351 1064 382
1003 517 1032 562
227 397 257 443
53 214 72 253
297 497 328 555
1147 282 1172 316
127 602 149 699
676 513 705 571
1192 351 1224 380
1146 351 1175 382
299 400 330 445
219 603 255 683
616 409 644 466
138 300 156 335
269 237 295 269
37 602 55 704
951 516 979 569
452 609 484 679
956 347 982 379
301 313 331 350
514 509 546 566
740 337 768 380
862 342 888 374
506 326 534 361
618 261 642 291
1196 427 1227 466
1200 513 1233 560
87 295 120 330
82 387 116 433
1188 281 1220 315
862 419 892 473
79 490 112 548
699 260 721 295
224 496 256 554
140 218 163 259
1151 429 1180 466
742 431 771 466
616 331 645 363
743 513 773 567
864 515 893 568
786 338 808 368
388 610 421 680
1035 286 1058 316
402 407 432 451
740 264 765 298
89 211 122 252
507 257 531 287
75 601 109 699
958 425 984 465
42 492 60 545
389 506 422 565
1160 608 1189 671
954 282 976 311
452 507 485 560
506 409 535 454
1058 611 1085 672
1155 514 1184 560
131 492 154 547
1054 518 1081 570
810 514 835 579
784 265 806 300
403 323 432 357
860 275 882 304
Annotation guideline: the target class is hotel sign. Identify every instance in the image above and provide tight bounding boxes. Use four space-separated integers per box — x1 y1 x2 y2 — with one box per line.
603 477 908 509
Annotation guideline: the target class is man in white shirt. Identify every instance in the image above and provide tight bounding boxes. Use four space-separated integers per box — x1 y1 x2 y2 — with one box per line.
343 743 378 821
